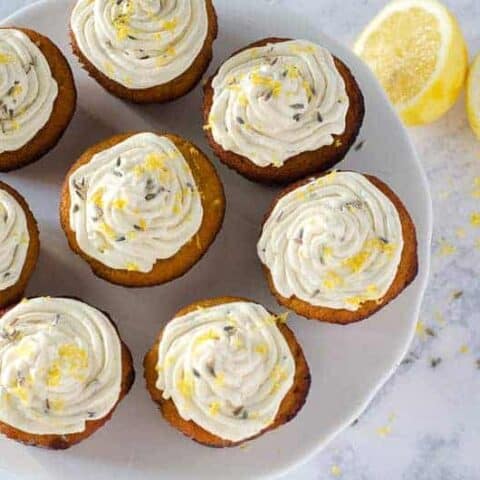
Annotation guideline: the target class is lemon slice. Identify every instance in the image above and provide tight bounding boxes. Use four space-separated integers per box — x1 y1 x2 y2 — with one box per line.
354 0 468 125
467 54 480 139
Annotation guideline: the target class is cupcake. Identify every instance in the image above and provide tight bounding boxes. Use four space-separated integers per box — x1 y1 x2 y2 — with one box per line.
203 38 365 184
257 171 418 324
0 181 39 308
70 0 218 103
60 132 225 287
144 297 310 447
0 28 76 171
0 297 134 449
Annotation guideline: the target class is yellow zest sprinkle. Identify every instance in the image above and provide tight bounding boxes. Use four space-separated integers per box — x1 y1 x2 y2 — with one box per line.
366 284 378 297
277 312 289 324
10 385 28 403
163 17 178 32
343 249 370 273
323 246 333 258
91 187 105 207
133 164 145 177
323 270 343 290
49 398 65 412
238 92 249 107
438 241 456 256
136 218 146 231
194 330 220 347
303 80 313 99
177 373 194 398
284 64 300 79
456 228 466 239
112 197 128 210
209 401 221 416
330 465 342 477
345 296 364 308
334 139 343 147
470 212 480 227
104 61 115 77
415 320 426 338
47 361 62 387
459 344 470 354
100 222 116 239
250 72 282 97
0 53 13 64
215 372 225 386
376 425 391 438
232 336 245 350
58 344 89 374
126 231 137 241
255 343 268 355
125 261 139 272
289 43 316 54
144 152 166 171
10 84 23 98
15 341 35 358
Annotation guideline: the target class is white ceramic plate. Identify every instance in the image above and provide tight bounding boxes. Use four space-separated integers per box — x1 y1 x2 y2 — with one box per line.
0 1 432 479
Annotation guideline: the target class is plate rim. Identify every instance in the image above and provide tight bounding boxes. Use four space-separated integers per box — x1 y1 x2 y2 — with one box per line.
0 1 433 478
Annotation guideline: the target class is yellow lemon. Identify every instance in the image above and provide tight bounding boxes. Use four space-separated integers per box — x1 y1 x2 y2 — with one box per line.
467 53 480 139
354 0 468 125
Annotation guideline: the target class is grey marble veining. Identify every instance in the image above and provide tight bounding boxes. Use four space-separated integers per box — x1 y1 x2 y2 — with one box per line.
0 1 479 479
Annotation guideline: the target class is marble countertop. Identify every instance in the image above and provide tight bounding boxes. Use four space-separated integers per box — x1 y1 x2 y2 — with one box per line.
1 1 479 479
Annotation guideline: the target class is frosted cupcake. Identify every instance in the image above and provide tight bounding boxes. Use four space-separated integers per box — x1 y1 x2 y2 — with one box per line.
70 0 218 103
0 181 39 308
0 297 134 449
257 171 418 324
144 297 310 447
203 38 365 184
60 132 225 287
0 28 76 171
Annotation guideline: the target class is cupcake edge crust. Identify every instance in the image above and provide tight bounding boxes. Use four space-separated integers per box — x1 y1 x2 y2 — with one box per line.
143 296 311 448
260 172 419 324
59 132 226 287
0 27 77 172
202 37 365 185
0 298 135 449
0 181 40 309
69 0 218 104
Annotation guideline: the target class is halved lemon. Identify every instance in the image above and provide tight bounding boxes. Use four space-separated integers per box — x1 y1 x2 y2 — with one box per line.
467 53 480 139
354 0 468 125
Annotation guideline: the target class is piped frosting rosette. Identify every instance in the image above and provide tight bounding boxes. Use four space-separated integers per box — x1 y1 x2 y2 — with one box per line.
0 189 29 291
0 297 122 435
68 133 203 273
208 39 349 167
258 172 404 311
0 29 58 153
71 0 209 89
156 301 295 442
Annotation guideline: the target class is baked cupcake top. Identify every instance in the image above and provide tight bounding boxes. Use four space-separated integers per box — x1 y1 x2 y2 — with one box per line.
71 0 209 89
0 188 29 291
0 29 58 153
0 297 122 435
68 132 203 272
156 301 295 442
207 39 349 168
258 172 404 311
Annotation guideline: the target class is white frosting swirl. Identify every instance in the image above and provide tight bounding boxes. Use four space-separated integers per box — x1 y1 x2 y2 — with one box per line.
0 29 58 153
0 297 122 435
71 0 209 89
258 172 404 311
0 189 30 291
69 133 203 272
156 301 295 442
208 39 349 168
